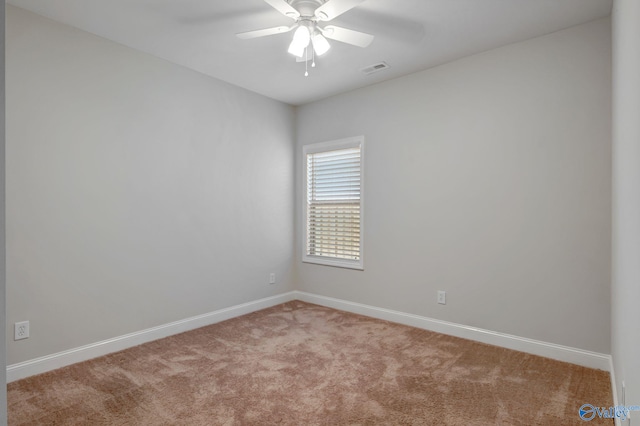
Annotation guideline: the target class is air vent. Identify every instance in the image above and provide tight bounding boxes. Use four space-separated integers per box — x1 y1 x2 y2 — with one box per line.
361 62 390 75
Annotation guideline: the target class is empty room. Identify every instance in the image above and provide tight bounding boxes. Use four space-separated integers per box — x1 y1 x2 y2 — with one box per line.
1 0 639 424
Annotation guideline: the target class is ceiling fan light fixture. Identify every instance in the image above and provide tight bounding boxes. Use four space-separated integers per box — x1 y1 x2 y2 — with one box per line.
292 25 311 47
312 33 331 56
288 24 312 58
288 39 306 57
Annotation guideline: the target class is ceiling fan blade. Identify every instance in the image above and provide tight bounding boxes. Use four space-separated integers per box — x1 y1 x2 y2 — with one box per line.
264 0 300 19
321 25 374 48
314 0 365 21
236 25 295 39
333 10 426 44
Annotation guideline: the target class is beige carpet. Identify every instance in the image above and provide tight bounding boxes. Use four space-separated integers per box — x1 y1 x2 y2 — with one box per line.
8 301 612 425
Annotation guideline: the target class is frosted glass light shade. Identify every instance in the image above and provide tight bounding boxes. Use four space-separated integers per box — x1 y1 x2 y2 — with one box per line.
288 39 306 57
312 34 331 56
288 25 311 57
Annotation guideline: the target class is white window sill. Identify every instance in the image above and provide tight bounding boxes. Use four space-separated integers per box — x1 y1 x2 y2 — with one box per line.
302 256 364 270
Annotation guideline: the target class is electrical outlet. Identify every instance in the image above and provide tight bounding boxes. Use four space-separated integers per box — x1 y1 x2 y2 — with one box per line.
15 321 30 341
437 291 446 305
269 273 276 285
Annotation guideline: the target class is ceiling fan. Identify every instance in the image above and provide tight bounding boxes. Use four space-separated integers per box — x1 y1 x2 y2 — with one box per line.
236 0 374 61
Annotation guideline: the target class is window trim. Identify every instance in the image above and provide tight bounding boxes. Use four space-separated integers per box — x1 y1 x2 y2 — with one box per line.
302 136 364 270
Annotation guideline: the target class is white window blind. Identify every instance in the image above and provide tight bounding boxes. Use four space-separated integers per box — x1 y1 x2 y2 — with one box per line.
304 137 364 270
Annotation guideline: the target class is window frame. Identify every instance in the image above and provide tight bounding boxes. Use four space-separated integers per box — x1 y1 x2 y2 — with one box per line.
302 136 365 270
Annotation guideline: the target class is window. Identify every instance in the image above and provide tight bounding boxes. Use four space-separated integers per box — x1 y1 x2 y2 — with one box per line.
303 136 364 270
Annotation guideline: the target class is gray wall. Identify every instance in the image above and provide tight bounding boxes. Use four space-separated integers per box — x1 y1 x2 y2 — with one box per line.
296 18 612 354
612 0 640 411
5 6 296 364
5 5 614 371
1 0 7 422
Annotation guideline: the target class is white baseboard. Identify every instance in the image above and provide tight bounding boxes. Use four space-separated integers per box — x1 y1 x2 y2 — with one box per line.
294 291 612 372
609 358 622 426
6 292 297 383
7 290 612 383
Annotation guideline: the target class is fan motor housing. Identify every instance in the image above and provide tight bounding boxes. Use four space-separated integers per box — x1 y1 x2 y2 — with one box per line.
291 0 324 18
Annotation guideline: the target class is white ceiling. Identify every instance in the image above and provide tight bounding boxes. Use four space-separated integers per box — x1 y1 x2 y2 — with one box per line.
8 0 612 105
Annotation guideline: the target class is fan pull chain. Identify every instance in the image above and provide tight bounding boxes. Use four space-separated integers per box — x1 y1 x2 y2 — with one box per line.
305 47 309 77
312 47 316 68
